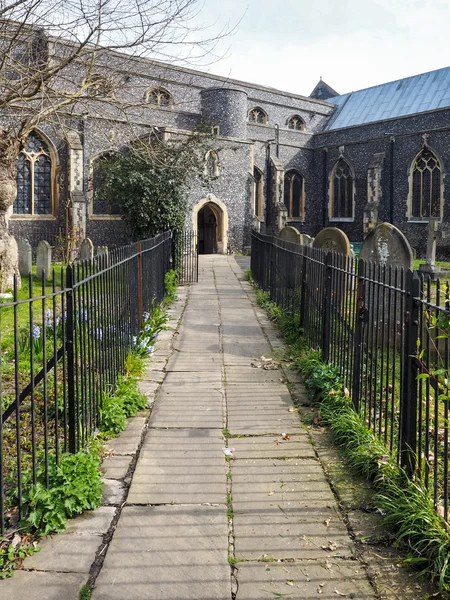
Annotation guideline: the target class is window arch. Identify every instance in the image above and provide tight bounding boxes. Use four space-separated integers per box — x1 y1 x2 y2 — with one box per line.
204 150 220 178
287 115 305 131
146 87 173 107
409 147 443 219
90 153 121 216
253 167 264 218
248 107 267 124
14 130 54 215
284 170 304 219
329 158 354 220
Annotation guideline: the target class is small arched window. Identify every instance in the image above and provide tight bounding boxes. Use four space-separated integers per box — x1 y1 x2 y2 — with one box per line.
330 158 354 220
253 167 264 218
146 87 173 107
410 147 442 219
91 153 121 216
14 131 53 215
204 151 220 178
284 170 304 218
287 115 305 131
248 107 267 124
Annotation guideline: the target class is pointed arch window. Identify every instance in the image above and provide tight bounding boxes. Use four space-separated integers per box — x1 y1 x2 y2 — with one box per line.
248 107 267 124
146 87 173 107
253 167 264 218
410 147 442 219
14 131 53 215
91 153 121 216
330 158 354 220
287 115 305 131
284 170 304 218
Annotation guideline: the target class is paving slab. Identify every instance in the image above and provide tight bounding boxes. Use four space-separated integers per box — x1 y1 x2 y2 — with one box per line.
225 366 284 383
64 506 116 535
105 417 145 455
24 533 103 572
229 435 314 459
92 505 230 600
0 571 88 600
102 478 127 505
101 455 131 479
235 560 376 599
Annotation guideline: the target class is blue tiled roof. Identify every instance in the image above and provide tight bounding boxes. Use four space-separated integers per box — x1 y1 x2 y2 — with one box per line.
325 66 450 130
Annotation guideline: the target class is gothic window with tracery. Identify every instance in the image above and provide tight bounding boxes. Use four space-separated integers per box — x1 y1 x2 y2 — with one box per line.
284 170 304 218
92 153 121 215
330 158 354 219
253 167 264 218
14 131 52 215
248 107 267 124
287 115 305 131
146 87 172 107
410 147 442 218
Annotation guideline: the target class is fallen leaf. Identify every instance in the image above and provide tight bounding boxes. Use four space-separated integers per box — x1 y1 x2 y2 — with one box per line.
324 518 331 527
334 590 347 597
322 541 338 552
286 580 294 586
12 533 21 548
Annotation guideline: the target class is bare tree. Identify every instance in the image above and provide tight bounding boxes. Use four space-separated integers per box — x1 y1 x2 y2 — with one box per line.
0 0 229 290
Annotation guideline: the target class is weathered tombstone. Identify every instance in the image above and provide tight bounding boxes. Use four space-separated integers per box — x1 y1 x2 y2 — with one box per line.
36 240 52 279
17 238 32 276
418 218 446 280
279 226 301 244
79 237 94 261
299 233 314 247
359 222 413 270
313 227 351 256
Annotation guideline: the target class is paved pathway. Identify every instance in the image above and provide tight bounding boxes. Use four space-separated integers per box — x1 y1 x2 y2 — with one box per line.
2 255 377 599
93 255 376 600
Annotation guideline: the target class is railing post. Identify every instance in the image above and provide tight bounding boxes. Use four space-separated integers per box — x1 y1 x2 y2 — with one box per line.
299 249 308 329
137 241 143 328
65 265 76 454
400 269 420 476
352 259 367 412
321 252 333 362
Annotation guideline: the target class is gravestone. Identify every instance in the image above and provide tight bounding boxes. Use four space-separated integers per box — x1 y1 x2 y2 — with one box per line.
299 233 314 247
36 240 52 279
96 246 109 266
79 237 94 261
418 218 446 280
279 226 301 244
17 238 32 276
359 222 413 270
313 227 351 256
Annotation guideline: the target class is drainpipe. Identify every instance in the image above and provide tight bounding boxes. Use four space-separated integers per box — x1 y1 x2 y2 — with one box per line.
389 136 395 224
275 124 279 159
322 148 328 228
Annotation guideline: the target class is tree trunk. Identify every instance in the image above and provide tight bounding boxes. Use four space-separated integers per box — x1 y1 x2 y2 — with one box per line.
0 131 21 292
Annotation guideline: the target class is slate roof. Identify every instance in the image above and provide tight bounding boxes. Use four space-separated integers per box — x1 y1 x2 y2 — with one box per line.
325 66 450 130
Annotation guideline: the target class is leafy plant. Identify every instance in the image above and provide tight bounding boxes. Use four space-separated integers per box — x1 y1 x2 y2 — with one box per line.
0 534 39 579
24 450 102 536
164 269 178 304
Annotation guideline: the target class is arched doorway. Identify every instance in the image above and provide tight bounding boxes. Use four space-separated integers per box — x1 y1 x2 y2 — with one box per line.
198 204 217 254
192 194 229 254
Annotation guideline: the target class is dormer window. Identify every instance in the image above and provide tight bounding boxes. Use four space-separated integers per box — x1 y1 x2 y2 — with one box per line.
287 115 306 131
146 87 173 107
248 107 267 124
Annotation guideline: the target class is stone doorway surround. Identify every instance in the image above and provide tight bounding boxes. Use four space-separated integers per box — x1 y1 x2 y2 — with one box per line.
192 194 228 254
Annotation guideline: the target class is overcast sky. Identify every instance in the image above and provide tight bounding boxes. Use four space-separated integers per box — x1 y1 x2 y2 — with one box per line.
192 0 450 97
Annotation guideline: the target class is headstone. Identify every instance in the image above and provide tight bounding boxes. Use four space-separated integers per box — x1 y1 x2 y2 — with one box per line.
359 222 413 270
299 233 314 247
279 226 301 244
313 227 351 256
36 240 52 279
17 238 32 276
79 237 94 261
418 218 447 280
96 246 109 267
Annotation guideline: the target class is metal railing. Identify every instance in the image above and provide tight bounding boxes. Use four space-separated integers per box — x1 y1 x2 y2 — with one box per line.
0 231 172 533
251 231 450 521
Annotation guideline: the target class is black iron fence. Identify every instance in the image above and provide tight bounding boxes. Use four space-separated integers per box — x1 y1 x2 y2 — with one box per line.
0 231 172 533
251 231 450 521
173 230 198 285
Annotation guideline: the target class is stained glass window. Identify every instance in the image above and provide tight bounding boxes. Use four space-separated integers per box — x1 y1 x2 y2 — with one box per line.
284 170 304 218
411 148 442 218
287 115 305 131
331 159 354 219
13 131 52 215
248 108 267 124
146 88 172 106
